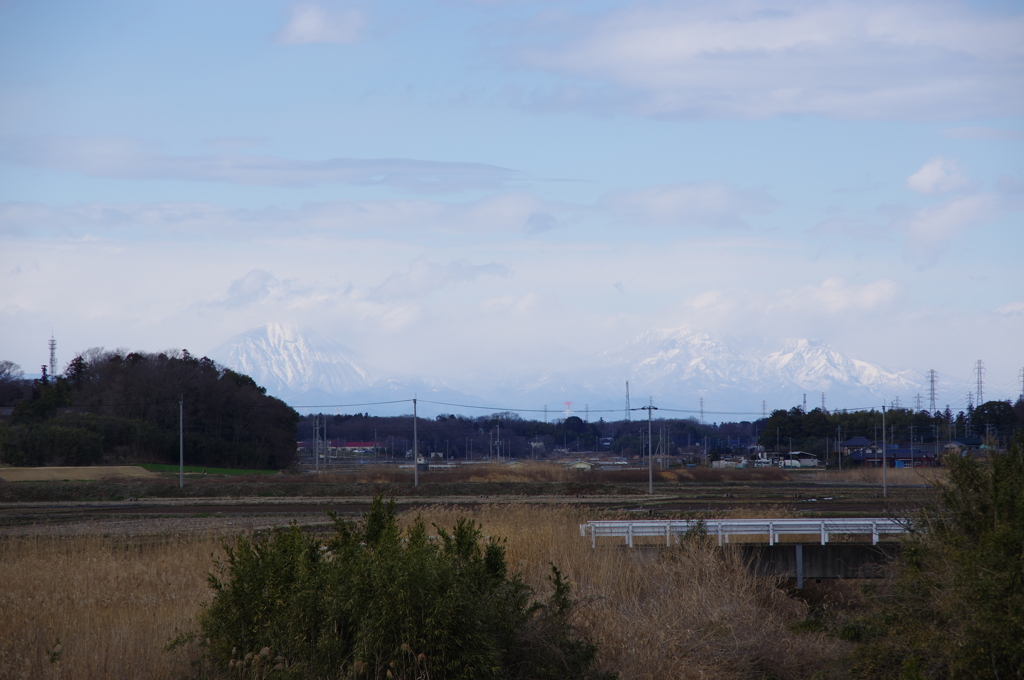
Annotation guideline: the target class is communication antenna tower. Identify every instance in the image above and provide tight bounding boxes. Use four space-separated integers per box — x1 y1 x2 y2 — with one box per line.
49 334 57 378
699 397 704 424
928 369 937 412
802 393 807 412
821 392 826 413
975 360 984 405
624 381 631 421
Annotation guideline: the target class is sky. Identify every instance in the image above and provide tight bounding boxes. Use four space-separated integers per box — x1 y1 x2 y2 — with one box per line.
1 0 1023 404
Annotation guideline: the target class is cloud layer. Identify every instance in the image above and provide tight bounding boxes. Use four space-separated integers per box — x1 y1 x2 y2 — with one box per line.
0 137 516 193
518 1 1024 119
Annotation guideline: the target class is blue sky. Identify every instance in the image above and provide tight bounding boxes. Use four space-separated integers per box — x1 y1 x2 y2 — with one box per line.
2 0 1023 404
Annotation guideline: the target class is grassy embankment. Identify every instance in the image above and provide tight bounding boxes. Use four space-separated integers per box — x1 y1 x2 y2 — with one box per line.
1 503 856 680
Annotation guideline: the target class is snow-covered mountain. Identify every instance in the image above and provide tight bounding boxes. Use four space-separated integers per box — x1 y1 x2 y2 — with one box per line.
591 328 925 413
210 323 963 416
210 323 486 412
210 323 368 401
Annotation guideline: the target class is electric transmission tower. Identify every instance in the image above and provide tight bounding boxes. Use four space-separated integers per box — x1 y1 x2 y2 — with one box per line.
975 360 985 405
699 397 704 424
928 369 937 412
762 400 767 418
49 335 57 378
624 381 630 421
914 394 923 411
821 392 826 413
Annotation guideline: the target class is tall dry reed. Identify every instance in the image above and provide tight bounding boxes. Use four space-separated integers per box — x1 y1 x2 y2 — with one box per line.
0 533 222 680
3 505 849 680
410 505 849 680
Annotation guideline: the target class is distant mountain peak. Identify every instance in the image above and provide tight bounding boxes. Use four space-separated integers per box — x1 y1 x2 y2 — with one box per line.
210 323 367 398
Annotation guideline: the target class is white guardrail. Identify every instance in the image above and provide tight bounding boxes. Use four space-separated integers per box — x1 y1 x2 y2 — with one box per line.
579 518 910 548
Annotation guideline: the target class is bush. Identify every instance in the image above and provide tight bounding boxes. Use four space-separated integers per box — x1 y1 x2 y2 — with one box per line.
847 433 1024 679
198 496 614 679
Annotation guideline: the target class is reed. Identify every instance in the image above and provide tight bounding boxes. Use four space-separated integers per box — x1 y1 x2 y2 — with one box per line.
0 533 221 680
1 506 848 679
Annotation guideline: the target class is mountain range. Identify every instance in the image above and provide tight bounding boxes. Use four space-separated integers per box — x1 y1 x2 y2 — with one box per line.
209 323 969 419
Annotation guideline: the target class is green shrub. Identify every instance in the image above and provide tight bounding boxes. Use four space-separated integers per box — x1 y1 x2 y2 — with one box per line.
848 433 1024 679
199 496 614 679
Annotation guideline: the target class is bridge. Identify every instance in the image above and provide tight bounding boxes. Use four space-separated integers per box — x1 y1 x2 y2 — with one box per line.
580 518 913 587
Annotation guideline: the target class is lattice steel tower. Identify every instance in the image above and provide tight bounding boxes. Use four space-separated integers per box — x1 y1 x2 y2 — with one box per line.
975 360 985 405
928 369 937 412
48 335 57 378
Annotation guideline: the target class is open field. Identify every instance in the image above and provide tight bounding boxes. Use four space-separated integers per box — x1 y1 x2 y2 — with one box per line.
0 505 854 680
0 466 159 482
0 462 939 537
0 463 939 677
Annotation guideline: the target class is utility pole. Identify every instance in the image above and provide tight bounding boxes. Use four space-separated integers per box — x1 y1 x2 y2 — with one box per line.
179 396 184 488
625 381 631 422
837 424 842 471
882 405 887 498
910 423 914 469
641 399 658 495
413 398 419 487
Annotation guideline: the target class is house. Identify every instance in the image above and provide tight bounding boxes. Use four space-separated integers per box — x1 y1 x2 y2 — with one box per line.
852 444 937 467
565 460 593 472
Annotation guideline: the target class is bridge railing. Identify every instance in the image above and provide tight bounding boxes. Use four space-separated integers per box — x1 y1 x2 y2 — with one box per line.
579 518 911 548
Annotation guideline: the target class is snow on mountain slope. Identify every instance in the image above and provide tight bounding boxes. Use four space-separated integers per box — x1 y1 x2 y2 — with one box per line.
593 328 924 411
210 323 367 399
209 323 944 414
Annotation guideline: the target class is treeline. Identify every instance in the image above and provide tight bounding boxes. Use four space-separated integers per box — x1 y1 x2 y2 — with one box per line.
0 350 298 469
300 410 754 459
757 401 1024 455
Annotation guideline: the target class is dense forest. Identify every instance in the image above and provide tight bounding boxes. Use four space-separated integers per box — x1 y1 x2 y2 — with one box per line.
0 351 298 469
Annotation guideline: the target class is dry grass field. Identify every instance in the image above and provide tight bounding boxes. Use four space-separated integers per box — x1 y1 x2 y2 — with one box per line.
801 466 945 486
0 466 159 482
0 504 850 680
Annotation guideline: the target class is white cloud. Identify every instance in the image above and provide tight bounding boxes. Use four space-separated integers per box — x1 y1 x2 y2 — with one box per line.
942 127 1024 141
518 1 1024 119
903 193 1000 261
683 277 899 319
995 301 1024 316
608 181 774 228
0 136 516 193
221 270 278 308
365 259 509 302
275 3 364 45
0 194 571 239
906 157 970 194
769 278 899 315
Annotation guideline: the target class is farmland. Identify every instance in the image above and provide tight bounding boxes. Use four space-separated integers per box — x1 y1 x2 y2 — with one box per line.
0 462 945 679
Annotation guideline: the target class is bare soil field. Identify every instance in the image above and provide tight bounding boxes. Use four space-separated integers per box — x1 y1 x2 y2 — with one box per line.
0 466 159 482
